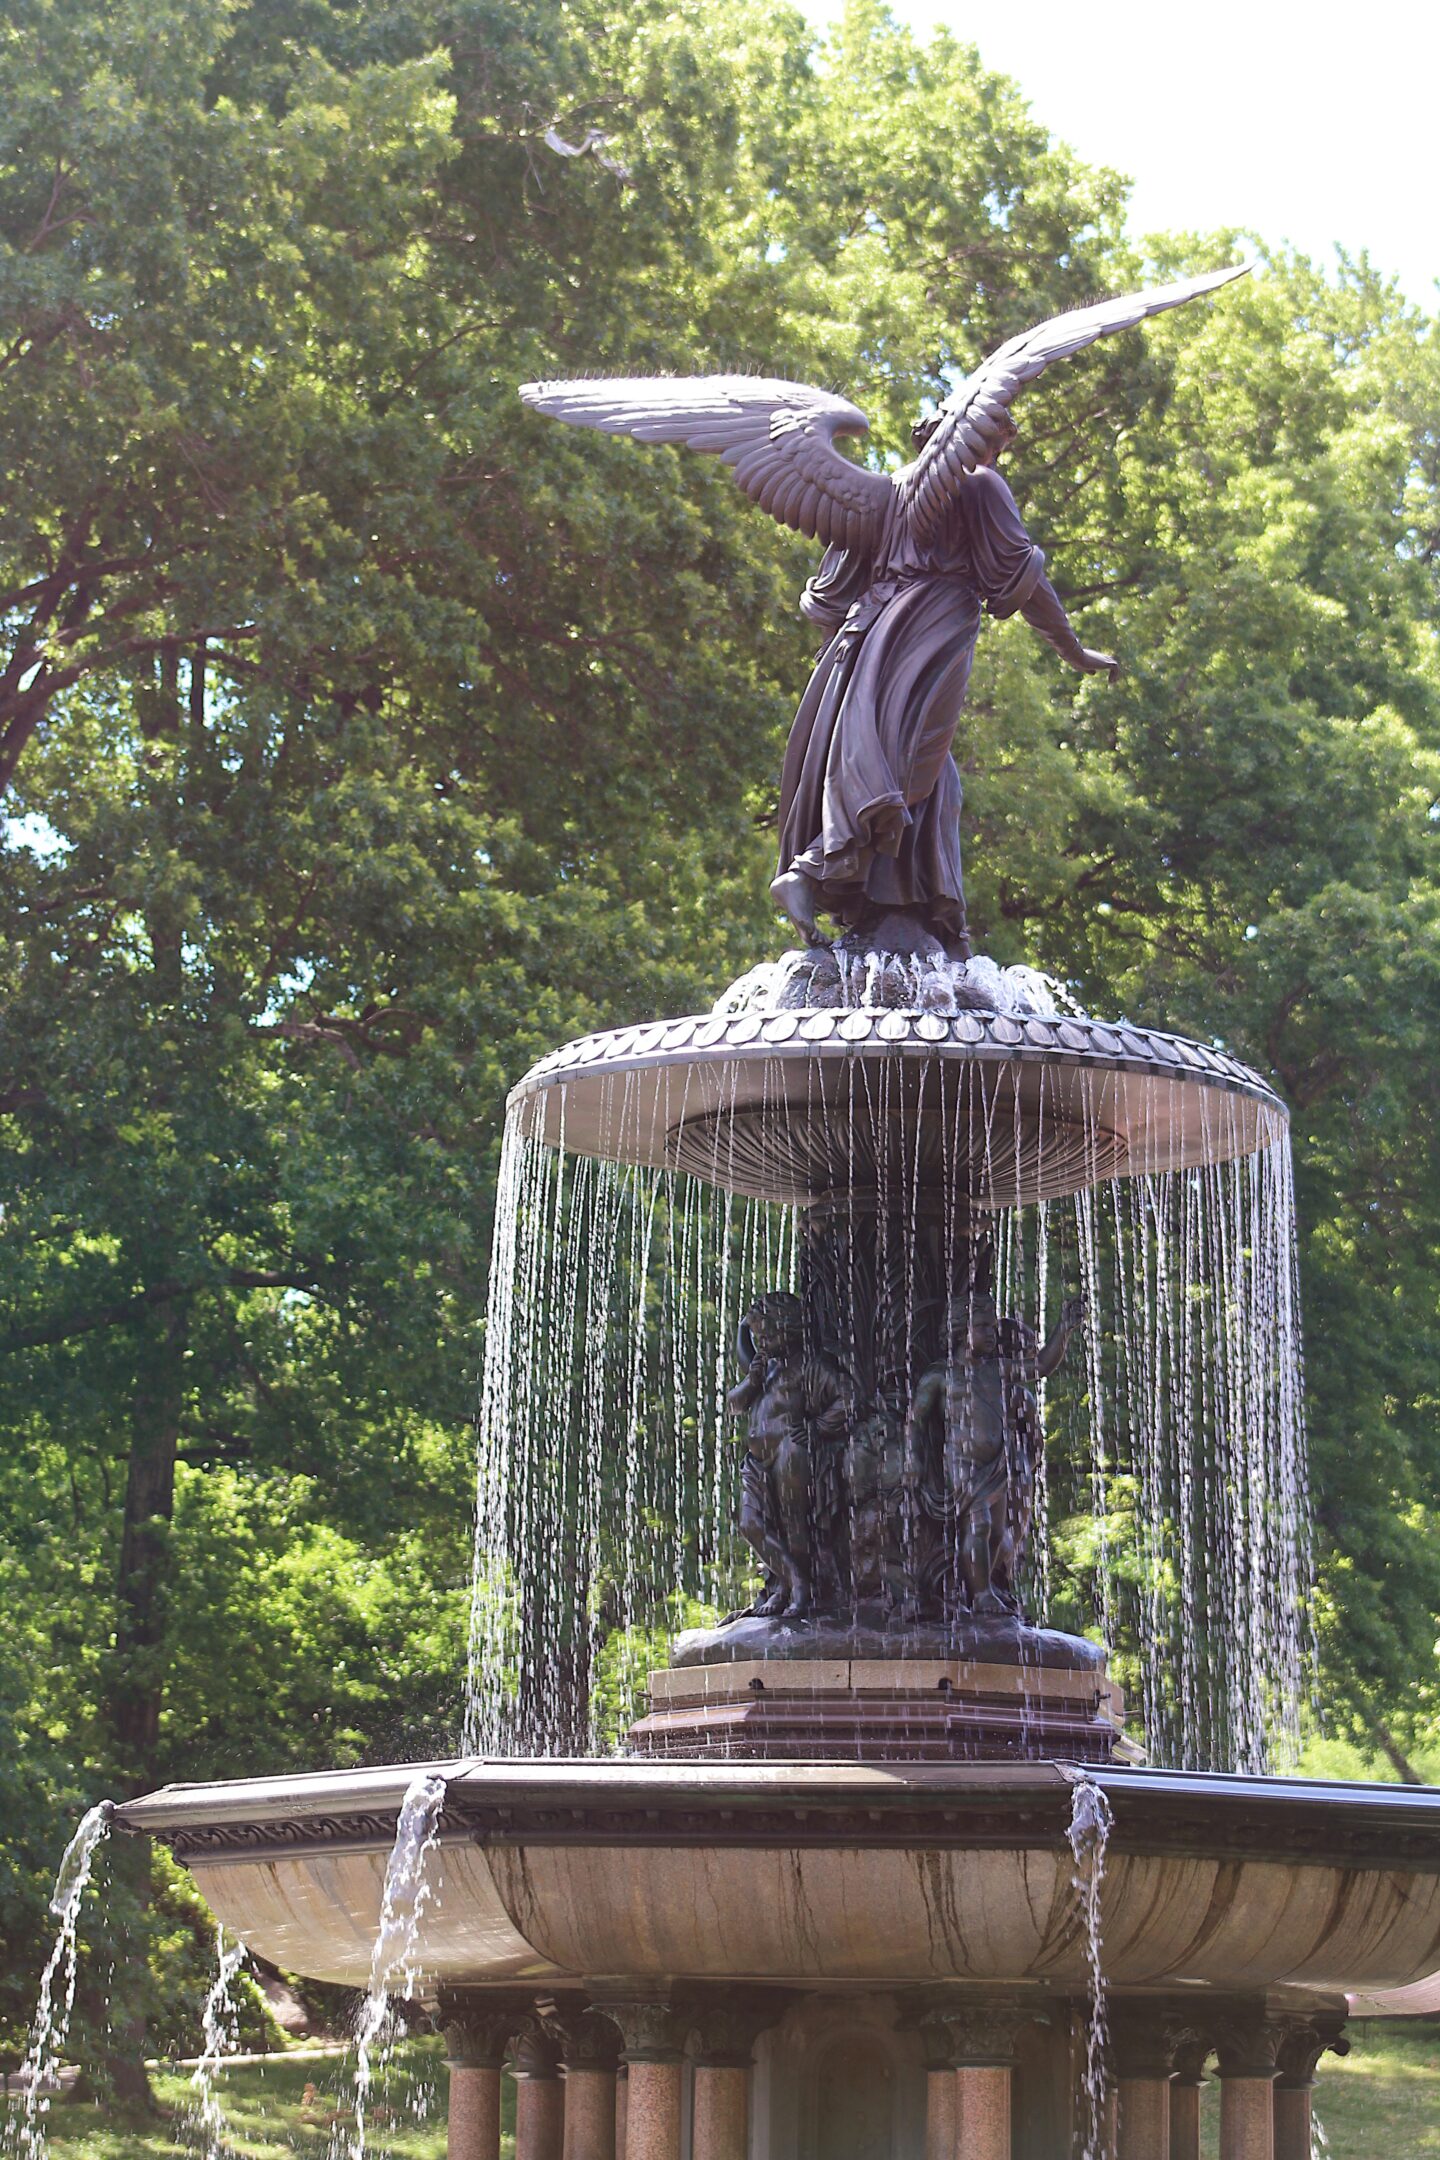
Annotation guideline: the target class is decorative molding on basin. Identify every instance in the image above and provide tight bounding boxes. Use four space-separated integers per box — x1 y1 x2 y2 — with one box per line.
511 1008 1281 1105
122 1760 1440 1876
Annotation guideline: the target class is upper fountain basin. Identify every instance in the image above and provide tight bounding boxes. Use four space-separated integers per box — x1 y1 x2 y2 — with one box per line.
508 1009 1286 1206
117 1757 1440 2001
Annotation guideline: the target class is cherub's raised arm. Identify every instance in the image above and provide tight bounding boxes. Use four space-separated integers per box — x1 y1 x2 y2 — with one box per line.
1037 1295 1086 1381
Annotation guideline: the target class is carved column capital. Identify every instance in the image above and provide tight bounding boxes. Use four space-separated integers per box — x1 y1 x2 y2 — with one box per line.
1108 2004 1180 2083
1212 2009 1289 2082
512 2025 562 2081
1165 2020 1212 2086
682 1988 790 2067
589 1990 692 2063
538 2002 623 2071
435 1990 536 2069
1275 2012 1349 2090
905 1992 1039 2068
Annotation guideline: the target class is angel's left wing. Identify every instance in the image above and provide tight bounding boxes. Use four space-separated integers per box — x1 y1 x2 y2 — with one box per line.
518 375 894 550
901 261 1254 542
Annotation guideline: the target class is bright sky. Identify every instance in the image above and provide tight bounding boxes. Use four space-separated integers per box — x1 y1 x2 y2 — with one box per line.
803 0 1440 308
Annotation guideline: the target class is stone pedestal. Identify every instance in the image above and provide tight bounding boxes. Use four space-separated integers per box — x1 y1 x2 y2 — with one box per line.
630 1642 1125 1763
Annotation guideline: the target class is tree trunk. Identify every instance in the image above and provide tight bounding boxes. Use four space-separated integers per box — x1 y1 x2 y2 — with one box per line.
95 1296 189 2107
110 1302 189 1779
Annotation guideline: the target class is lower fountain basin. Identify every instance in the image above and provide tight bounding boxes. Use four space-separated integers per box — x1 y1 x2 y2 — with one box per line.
117 1758 1440 2002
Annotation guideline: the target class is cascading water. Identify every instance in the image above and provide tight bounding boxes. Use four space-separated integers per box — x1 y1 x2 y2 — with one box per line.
465 1039 1310 1772
1067 1776 1114 2160
329 1769 447 2160
5 1801 113 2160
186 1929 247 2160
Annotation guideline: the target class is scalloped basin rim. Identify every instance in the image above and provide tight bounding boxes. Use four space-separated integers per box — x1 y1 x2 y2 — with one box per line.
503 1009 1288 1205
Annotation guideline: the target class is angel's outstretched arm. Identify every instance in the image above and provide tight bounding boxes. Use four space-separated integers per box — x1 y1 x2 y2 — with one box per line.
1019 577 1118 678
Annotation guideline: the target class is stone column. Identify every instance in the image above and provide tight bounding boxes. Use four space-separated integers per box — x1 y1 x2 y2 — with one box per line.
922 1999 1032 2160
1273 2015 1348 2160
591 1996 692 2160
1110 2008 1173 2160
912 2016 957 2160
513 2028 565 2160
543 2008 623 2160
615 2067 629 2159
1167 2031 1210 2160
1214 2013 1286 2160
436 1993 533 2160
687 1993 787 2160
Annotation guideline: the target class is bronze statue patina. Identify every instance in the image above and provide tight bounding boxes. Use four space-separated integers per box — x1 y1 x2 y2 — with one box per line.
903 1280 1084 1619
726 1290 849 1619
521 264 1249 956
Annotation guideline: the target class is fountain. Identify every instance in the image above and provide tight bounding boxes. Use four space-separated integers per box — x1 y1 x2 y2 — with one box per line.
114 269 1440 2159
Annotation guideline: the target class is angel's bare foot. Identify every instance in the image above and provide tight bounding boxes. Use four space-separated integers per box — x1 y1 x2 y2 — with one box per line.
770 869 825 944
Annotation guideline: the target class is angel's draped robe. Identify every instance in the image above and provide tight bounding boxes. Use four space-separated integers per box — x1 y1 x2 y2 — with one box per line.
776 464 1045 945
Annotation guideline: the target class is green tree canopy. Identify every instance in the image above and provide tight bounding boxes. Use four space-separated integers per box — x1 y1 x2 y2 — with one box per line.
2 0 1438 2067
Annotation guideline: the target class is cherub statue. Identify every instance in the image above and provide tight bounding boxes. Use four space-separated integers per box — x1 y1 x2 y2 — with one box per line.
521 265 1249 956
904 1279 1083 1618
725 1290 849 1619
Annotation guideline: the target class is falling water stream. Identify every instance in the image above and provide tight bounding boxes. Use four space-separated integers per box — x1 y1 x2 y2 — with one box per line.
466 1050 1310 1770
329 1770 447 2160
187 1929 248 2160
6 1802 113 2160
1067 1777 1114 2160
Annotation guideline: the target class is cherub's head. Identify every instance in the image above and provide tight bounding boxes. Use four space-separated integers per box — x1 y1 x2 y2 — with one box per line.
744 1290 805 1358
945 1290 999 1356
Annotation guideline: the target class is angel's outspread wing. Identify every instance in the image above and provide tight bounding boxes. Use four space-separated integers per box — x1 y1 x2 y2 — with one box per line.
518 375 893 550
902 261 1253 542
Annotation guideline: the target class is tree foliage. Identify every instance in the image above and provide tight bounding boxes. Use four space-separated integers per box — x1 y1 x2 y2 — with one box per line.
1 0 1438 2060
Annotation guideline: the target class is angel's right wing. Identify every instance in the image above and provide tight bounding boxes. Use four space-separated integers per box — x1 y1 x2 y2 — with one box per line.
518 375 893 551
901 262 1253 542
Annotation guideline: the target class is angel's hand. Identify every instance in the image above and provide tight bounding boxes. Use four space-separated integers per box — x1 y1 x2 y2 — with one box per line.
1077 648 1120 678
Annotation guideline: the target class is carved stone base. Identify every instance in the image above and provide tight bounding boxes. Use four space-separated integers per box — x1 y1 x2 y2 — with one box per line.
626 1651 1131 1763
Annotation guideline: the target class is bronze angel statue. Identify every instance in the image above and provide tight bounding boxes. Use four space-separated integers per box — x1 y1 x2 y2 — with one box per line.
522 264 1249 958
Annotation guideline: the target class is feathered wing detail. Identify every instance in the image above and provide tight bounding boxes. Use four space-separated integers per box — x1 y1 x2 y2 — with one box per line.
517 375 893 550
902 261 1255 542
